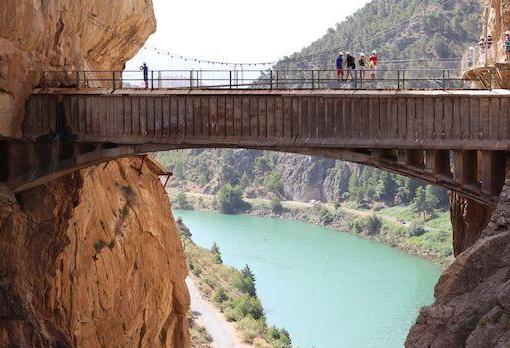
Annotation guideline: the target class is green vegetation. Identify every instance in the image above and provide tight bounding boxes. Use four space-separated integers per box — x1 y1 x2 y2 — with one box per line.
215 184 251 214
177 219 292 347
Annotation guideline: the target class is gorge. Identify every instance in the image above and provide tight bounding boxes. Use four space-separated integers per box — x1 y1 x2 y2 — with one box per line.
2 0 510 347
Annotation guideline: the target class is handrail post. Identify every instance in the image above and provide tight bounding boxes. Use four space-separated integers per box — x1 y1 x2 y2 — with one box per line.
397 70 400 90
276 71 279 89
354 70 358 90
442 70 446 90
270 70 273 90
112 71 116 91
317 70 321 89
311 70 315 90
190 70 193 90
151 70 154 90
402 70 405 90
229 70 232 89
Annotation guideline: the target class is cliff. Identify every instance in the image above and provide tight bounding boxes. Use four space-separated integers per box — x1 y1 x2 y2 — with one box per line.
406 181 510 347
0 0 156 138
0 1 191 347
0 157 190 347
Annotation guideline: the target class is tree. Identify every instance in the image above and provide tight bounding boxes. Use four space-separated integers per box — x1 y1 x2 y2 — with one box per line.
270 198 284 214
413 187 427 218
264 173 284 196
365 214 383 235
215 184 250 214
211 242 222 264
375 172 398 204
174 192 191 209
241 264 256 283
425 185 440 213
235 272 257 297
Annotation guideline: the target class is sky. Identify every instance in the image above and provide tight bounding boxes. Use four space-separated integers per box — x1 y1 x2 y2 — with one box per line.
127 0 371 70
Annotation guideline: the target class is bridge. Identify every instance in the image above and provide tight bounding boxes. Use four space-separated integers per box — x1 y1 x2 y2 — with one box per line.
1 69 510 207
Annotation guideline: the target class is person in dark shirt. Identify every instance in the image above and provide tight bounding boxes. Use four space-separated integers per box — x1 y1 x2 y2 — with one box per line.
345 52 356 80
140 62 149 89
336 52 344 80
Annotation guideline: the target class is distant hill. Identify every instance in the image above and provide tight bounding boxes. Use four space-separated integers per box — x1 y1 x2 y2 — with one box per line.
276 0 481 70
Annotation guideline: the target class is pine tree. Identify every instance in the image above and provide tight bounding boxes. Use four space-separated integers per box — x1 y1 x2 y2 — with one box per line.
210 242 223 264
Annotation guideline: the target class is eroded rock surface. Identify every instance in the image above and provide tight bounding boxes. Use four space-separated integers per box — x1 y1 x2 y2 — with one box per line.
0 157 189 347
407 182 510 347
0 0 156 138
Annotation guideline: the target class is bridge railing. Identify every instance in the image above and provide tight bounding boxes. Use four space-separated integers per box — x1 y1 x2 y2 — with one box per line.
39 69 490 91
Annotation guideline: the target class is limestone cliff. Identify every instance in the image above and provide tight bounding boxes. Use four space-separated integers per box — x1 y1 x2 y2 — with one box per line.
485 0 510 64
0 1 191 347
406 181 510 347
0 157 190 347
0 0 156 138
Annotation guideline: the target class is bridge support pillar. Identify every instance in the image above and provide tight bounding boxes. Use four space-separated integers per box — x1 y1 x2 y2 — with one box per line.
453 150 479 188
425 150 451 176
480 151 506 196
397 149 424 167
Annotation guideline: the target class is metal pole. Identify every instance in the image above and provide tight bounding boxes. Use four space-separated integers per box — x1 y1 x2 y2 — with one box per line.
311 70 315 90
276 71 279 89
442 70 446 90
402 70 405 90
190 70 193 90
270 70 273 90
397 70 400 90
151 71 154 90
229 70 232 89
112 71 116 91
317 70 321 89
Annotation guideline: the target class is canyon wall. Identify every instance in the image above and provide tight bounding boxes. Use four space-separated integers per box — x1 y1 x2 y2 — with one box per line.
485 0 510 63
0 0 156 138
0 157 189 347
0 1 191 347
407 181 510 347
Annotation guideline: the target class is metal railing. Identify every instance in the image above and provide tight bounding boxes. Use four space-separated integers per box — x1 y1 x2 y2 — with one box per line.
40 68 492 91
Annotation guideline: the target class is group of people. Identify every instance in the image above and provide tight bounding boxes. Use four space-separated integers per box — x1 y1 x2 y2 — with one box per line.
475 31 510 64
335 51 379 81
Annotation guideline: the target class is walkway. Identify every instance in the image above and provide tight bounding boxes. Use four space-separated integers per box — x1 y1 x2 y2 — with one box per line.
186 277 249 348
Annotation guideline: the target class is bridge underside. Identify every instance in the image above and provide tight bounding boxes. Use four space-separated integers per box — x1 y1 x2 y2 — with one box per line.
0 140 506 208
1 89 509 207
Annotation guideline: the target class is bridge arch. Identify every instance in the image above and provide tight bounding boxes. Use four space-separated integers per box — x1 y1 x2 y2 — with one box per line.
1 89 509 208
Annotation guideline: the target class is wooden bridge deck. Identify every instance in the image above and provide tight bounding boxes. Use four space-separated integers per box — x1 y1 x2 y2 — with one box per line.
2 88 510 206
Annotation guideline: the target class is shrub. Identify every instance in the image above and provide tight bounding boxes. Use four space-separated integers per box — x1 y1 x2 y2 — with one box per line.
237 316 266 343
210 242 223 264
408 223 427 237
235 273 257 297
229 294 264 321
174 192 191 209
365 214 383 235
270 198 284 214
267 326 292 348
215 184 251 214
212 287 229 304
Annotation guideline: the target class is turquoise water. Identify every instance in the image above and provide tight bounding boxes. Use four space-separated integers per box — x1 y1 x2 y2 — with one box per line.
174 209 442 348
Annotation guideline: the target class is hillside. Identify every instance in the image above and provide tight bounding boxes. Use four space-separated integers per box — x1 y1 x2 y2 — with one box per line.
276 0 481 70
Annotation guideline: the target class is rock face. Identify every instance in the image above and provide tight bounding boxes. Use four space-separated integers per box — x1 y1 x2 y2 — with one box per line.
485 0 510 63
0 157 190 347
0 1 191 347
449 192 494 256
406 183 510 347
0 0 156 138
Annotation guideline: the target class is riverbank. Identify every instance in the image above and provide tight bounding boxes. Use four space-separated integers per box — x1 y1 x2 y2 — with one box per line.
170 190 453 267
177 219 292 348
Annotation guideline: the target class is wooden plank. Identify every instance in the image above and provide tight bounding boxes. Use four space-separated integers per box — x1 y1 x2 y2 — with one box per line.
414 98 424 141
480 97 490 140
500 98 509 141
132 97 141 137
177 96 186 138
201 97 210 137
225 97 234 137
406 98 416 141
146 97 155 136
470 97 480 140
351 97 361 138
162 96 170 137
460 97 471 139
155 97 163 137
233 98 242 137
115 96 124 136
217 96 226 138
308 97 317 138
443 97 453 139
292 97 300 139
209 97 218 137
423 98 435 140
274 97 284 139
490 98 500 141
259 98 267 139
170 96 178 137
193 97 201 137
343 98 352 139
389 98 398 138
78 96 86 135
266 97 275 139
369 98 379 139
398 97 407 139
379 98 388 139
250 97 258 138
282 97 292 139
317 97 325 138
185 96 194 137
242 97 250 138
451 98 461 139
434 97 443 139
123 96 131 136
361 98 370 139
300 97 309 139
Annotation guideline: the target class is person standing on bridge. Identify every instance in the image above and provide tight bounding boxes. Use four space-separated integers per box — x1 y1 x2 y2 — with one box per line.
336 52 344 81
358 53 366 80
369 51 378 80
345 52 356 80
140 62 149 89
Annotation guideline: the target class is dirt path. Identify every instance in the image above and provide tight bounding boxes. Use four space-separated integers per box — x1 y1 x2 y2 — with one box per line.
186 277 250 348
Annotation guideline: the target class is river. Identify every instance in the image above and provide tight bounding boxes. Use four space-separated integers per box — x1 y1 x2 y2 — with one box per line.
174 209 442 348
